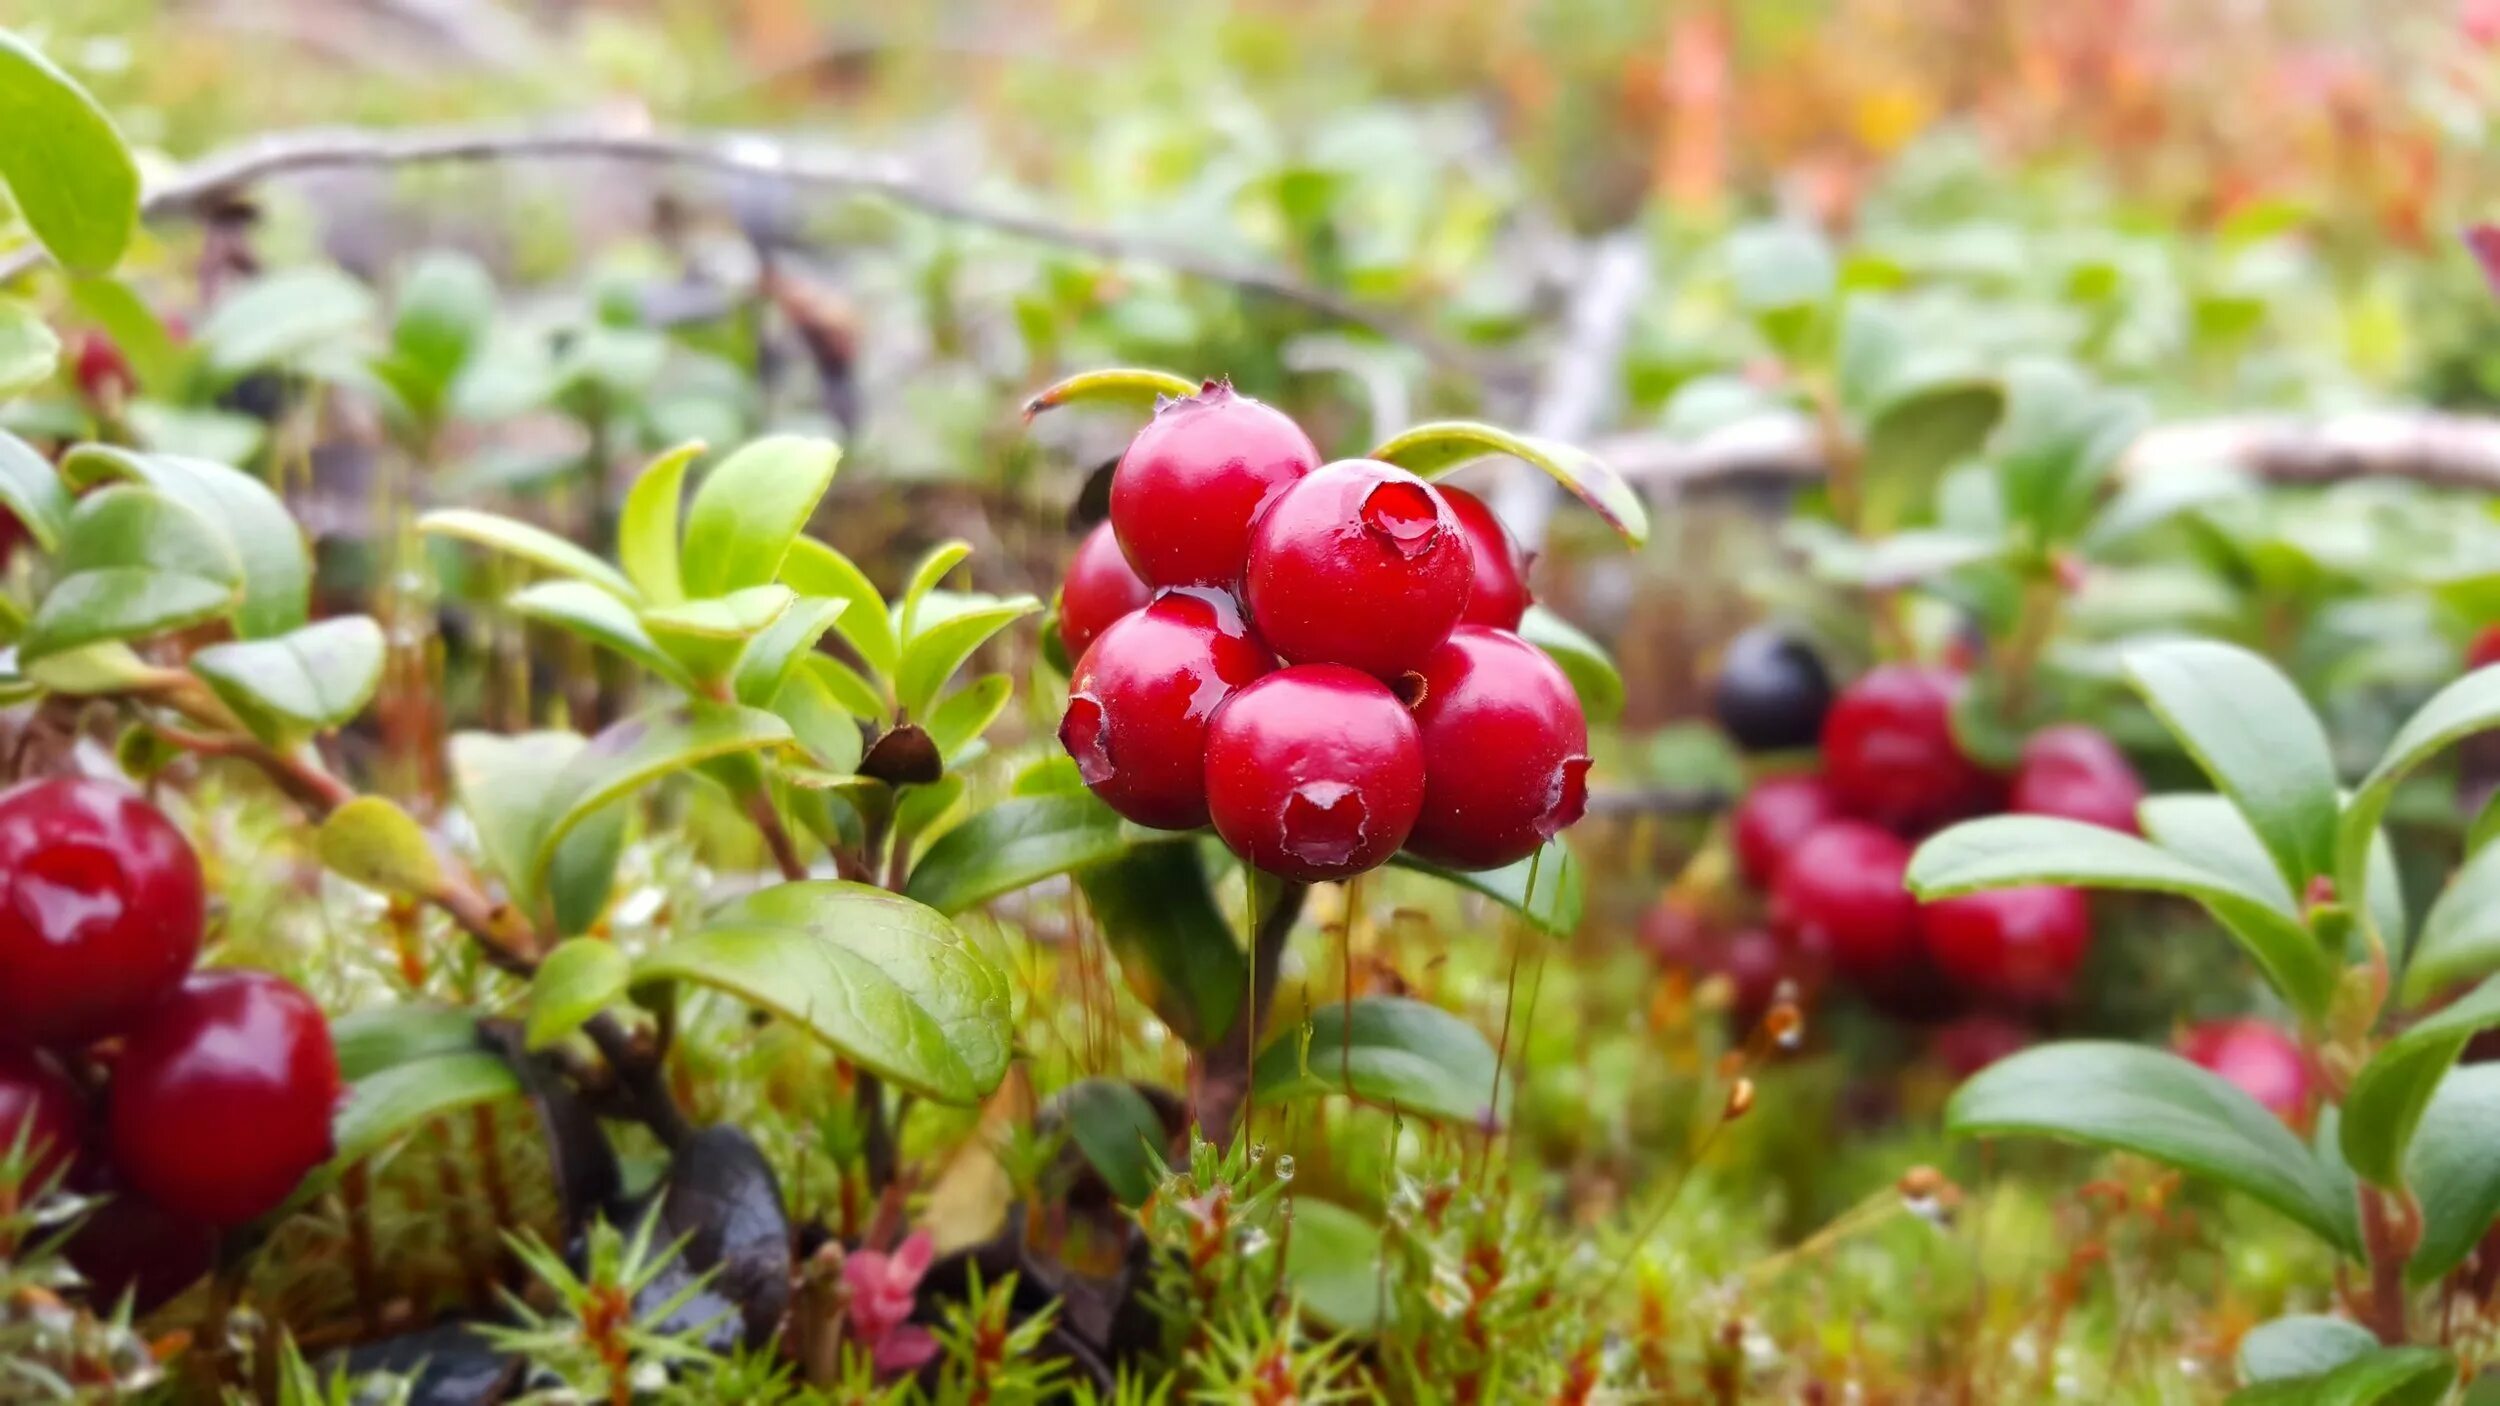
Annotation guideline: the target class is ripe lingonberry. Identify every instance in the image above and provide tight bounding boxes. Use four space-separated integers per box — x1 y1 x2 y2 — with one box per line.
1820 665 2003 836
1404 626 1591 870
1060 590 1275 830
1711 627 1834 754
1440 485 1532 630
108 969 342 1228
2178 1018 2311 1122
0 778 206 1047
1730 774 1842 888
1244 459 1474 679
2009 724 2144 835
0 1048 84 1188
1058 521 1153 662
65 1171 216 1312
71 332 135 405
1770 820 1918 989
1204 664 1424 881
1709 927 1797 1031
1917 885 2091 1006
1927 1013 2033 1078
1109 381 1318 589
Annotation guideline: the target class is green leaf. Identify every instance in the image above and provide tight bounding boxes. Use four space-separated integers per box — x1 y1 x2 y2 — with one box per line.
893 595 1040 720
419 506 639 602
1389 841 1584 938
315 796 442 897
2237 1315 2380 1384
1946 1042 2356 1252
388 250 495 401
808 654 888 719
1020 367 1199 419
1283 1201 1389 1335
677 434 841 599
2341 974 2500 1187
527 938 630 1051
189 616 386 745
1368 421 1649 548
0 429 70 550
55 484 239 584
615 441 705 605
2341 665 2500 962
1252 996 1505 1128
2228 1348 2455 1406
1727 222 1835 356
1994 361 2152 546
2401 839 2500 1005
451 730 622 929
1858 379 2004 537
636 881 1010 1104
1077 843 1245 1049
62 446 311 636
23 641 175 696
2137 794 2297 914
2124 640 2339 892
330 1052 524 1170
1059 1078 1165 1206
641 584 794 684
0 30 139 272
21 566 233 661
510 580 693 689
767 662 866 774
1515 605 1622 725
732 596 848 708
896 540 971 641
2401 1065 2500 1283
196 266 377 375
331 1006 481 1082
906 792 1140 915
67 277 183 394
0 299 59 398
780 537 897 678
524 703 792 892
923 675 1012 762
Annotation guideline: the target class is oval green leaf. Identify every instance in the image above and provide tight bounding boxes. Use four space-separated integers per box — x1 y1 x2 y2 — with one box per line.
1516 605 1622 725
2228 1347 2454 1406
2123 640 2338 893
0 430 71 551
1077 842 1245 1049
779 538 896 677
923 675 1013 763
418 506 639 602
527 938 631 1051
315 796 442 897
1058 1078 1167 1207
190 616 387 745
21 566 234 661
2401 839 2500 1006
678 435 841 599
330 1051 525 1170
2341 973 2500 1188
0 31 139 272
2401 1065 2500 1284
732 595 849 707
0 299 60 398
2237 1315 2380 1385
331 1005 483 1082
2341 664 2500 958
511 579 693 689
906 791 1139 915
1283 1200 1389 1335
616 441 705 605
63 446 311 637
1252 996 1505 1128
56 484 240 584
1369 420 1648 547
525 703 792 891
894 596 1040 721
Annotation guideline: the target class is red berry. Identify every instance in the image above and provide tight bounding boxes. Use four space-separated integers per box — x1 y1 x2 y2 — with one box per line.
1917 885 2091 1006
2009 725 2144 835
1712 927 1797 1030
1440 485 1532 630
1109 381 1318 589
1820 665 2003 836
1927 1014 2033 1078
65 1173 216 1312
1404 626 1591 870
1060 590 1274 830
1245 460 1475 679
72 332 135 404
0 510 23 563
1204 665 1424 881
2471 625 2500 672
0 1048 84 1189
1058 522 1153 662
107 969 341 1228
0 778 206 1047
1770 821 1918 988
2178 1018 2312 1122
1730 775 1842 889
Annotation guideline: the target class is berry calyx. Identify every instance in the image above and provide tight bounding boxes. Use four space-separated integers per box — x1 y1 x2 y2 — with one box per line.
2009 724 2144 835
1058 521 1153 662
1109 380 1318 589
1440 485 1532 630
1204 664 1424 881
1244 459 1474 679
1059 589 1275 830
2178 1018 2312 1122
1769 820 1918 989
107 969 342 1228
1404 626 1591 870
1711 627 1834 755
1730 774 1842 889
0 778 206 1047
1917 885 2091 1006
1820 665 2003 836
0 1048 85 1189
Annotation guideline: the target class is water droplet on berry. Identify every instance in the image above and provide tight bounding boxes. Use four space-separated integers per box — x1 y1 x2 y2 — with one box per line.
1280 782 1368 868
1272 1154 1296 1182
1059 694 1115 785
1359 480 1444 559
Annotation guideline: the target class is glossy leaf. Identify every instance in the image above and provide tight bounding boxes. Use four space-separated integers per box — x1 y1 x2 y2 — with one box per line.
2228 1347 2454 1406
2124 640 2338 891
0 430 70 550
330 1052 524 1169
189 616 386 745
418 506 639 601
1390 841 1584 938
2401 839 2500 1005
387 250 495 402
21 566 233 661
1252 996 1505 1128
732 595 848 707
63 446 311 636
2340 665 2500 959
1369 421 1649 547
196 266 375 375
1516 605 1623 725
331 1006 482 1082
678 435 840 598
2402 1066 2500 1283
528 938 630 1051
923 675 1012 762
452 730 617 928
1858 379 2004 537
524 703 791 891
1077 842 1245 1049
779 538 896 677
1284 1200 1389 1335
0 31 138 272
55 485 239 584
906 791 1138 915
0 299 58 398
2136 794 2296 913
315 796 442 897
510 580 693 689
896 540 972 641
67 277 183 394
616 441 705 605
642 584 794 683
767 662 866 775
808 654 888 719
1021 367 1198 419
2340 975 2500 1187
893 595 1040 720
2237 1315 2379 1385
1059 1078 1166 1206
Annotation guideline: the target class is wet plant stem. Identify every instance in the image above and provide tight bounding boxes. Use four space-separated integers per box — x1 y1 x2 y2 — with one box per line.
2359 1186 2419 1344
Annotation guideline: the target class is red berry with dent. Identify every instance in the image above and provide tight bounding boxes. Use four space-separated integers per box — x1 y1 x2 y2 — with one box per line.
1060 590 1275 830
1109 380 1318 589
1770 821 1918 987
1917 885 2091 1006
0 1048 84 1188
2179 1018 2312 1121
1245 459 1474 679
1731 774 1842 888
1058 522 1153 662
0 778 206 1047
1404 626 1591 870
72 332 134 404
1204 665 1424 881
1440 485 1532 630
2010 724 2144 835
1820 665 2003 835
65 1172 216 1312
108 969 342 1228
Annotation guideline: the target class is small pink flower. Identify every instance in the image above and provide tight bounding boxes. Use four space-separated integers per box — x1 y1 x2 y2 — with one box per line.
844 1231 938 1375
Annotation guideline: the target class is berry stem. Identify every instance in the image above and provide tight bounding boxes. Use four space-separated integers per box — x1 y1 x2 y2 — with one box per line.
1190 881 1308 1144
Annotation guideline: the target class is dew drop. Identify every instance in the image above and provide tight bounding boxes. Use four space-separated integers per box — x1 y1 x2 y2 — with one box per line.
1059 694 1116 786
1237 1226 1272 1257
1360 480 1444 558
1272 1153 1296 1182
1280 782 1368 868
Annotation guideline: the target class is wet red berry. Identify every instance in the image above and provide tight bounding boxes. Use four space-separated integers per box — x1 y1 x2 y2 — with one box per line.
1730 774 1842 888
2178 1018 2312 1122
1917 885 2091 1006
107 969 341 1228
65 1172 216 1312
2009 725 2144 835
1245 459 1474 679
0 778 206 1047
1058 521 1153 662
1927 1013 2033 1079
1712 627 1834 755
0 1048 84 1189
1060 590 1275 830
1109 381 1318 589
71 332 135 405
1404 626 1591 870
1440 485 1532 630
1770 820 1918 988
1204 664 1424 881
1820 665 2003 836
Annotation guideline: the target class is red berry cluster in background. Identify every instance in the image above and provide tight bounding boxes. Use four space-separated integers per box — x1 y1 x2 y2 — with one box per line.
1056 380 1587 882
1662 631 2147 1039
0 777 342 1309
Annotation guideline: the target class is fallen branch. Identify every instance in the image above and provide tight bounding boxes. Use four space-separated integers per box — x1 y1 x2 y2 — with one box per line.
1491 228 1650 552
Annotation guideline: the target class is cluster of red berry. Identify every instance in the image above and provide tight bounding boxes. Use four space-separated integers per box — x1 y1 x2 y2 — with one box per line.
1055 381 1589 881
0 778 341 1305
